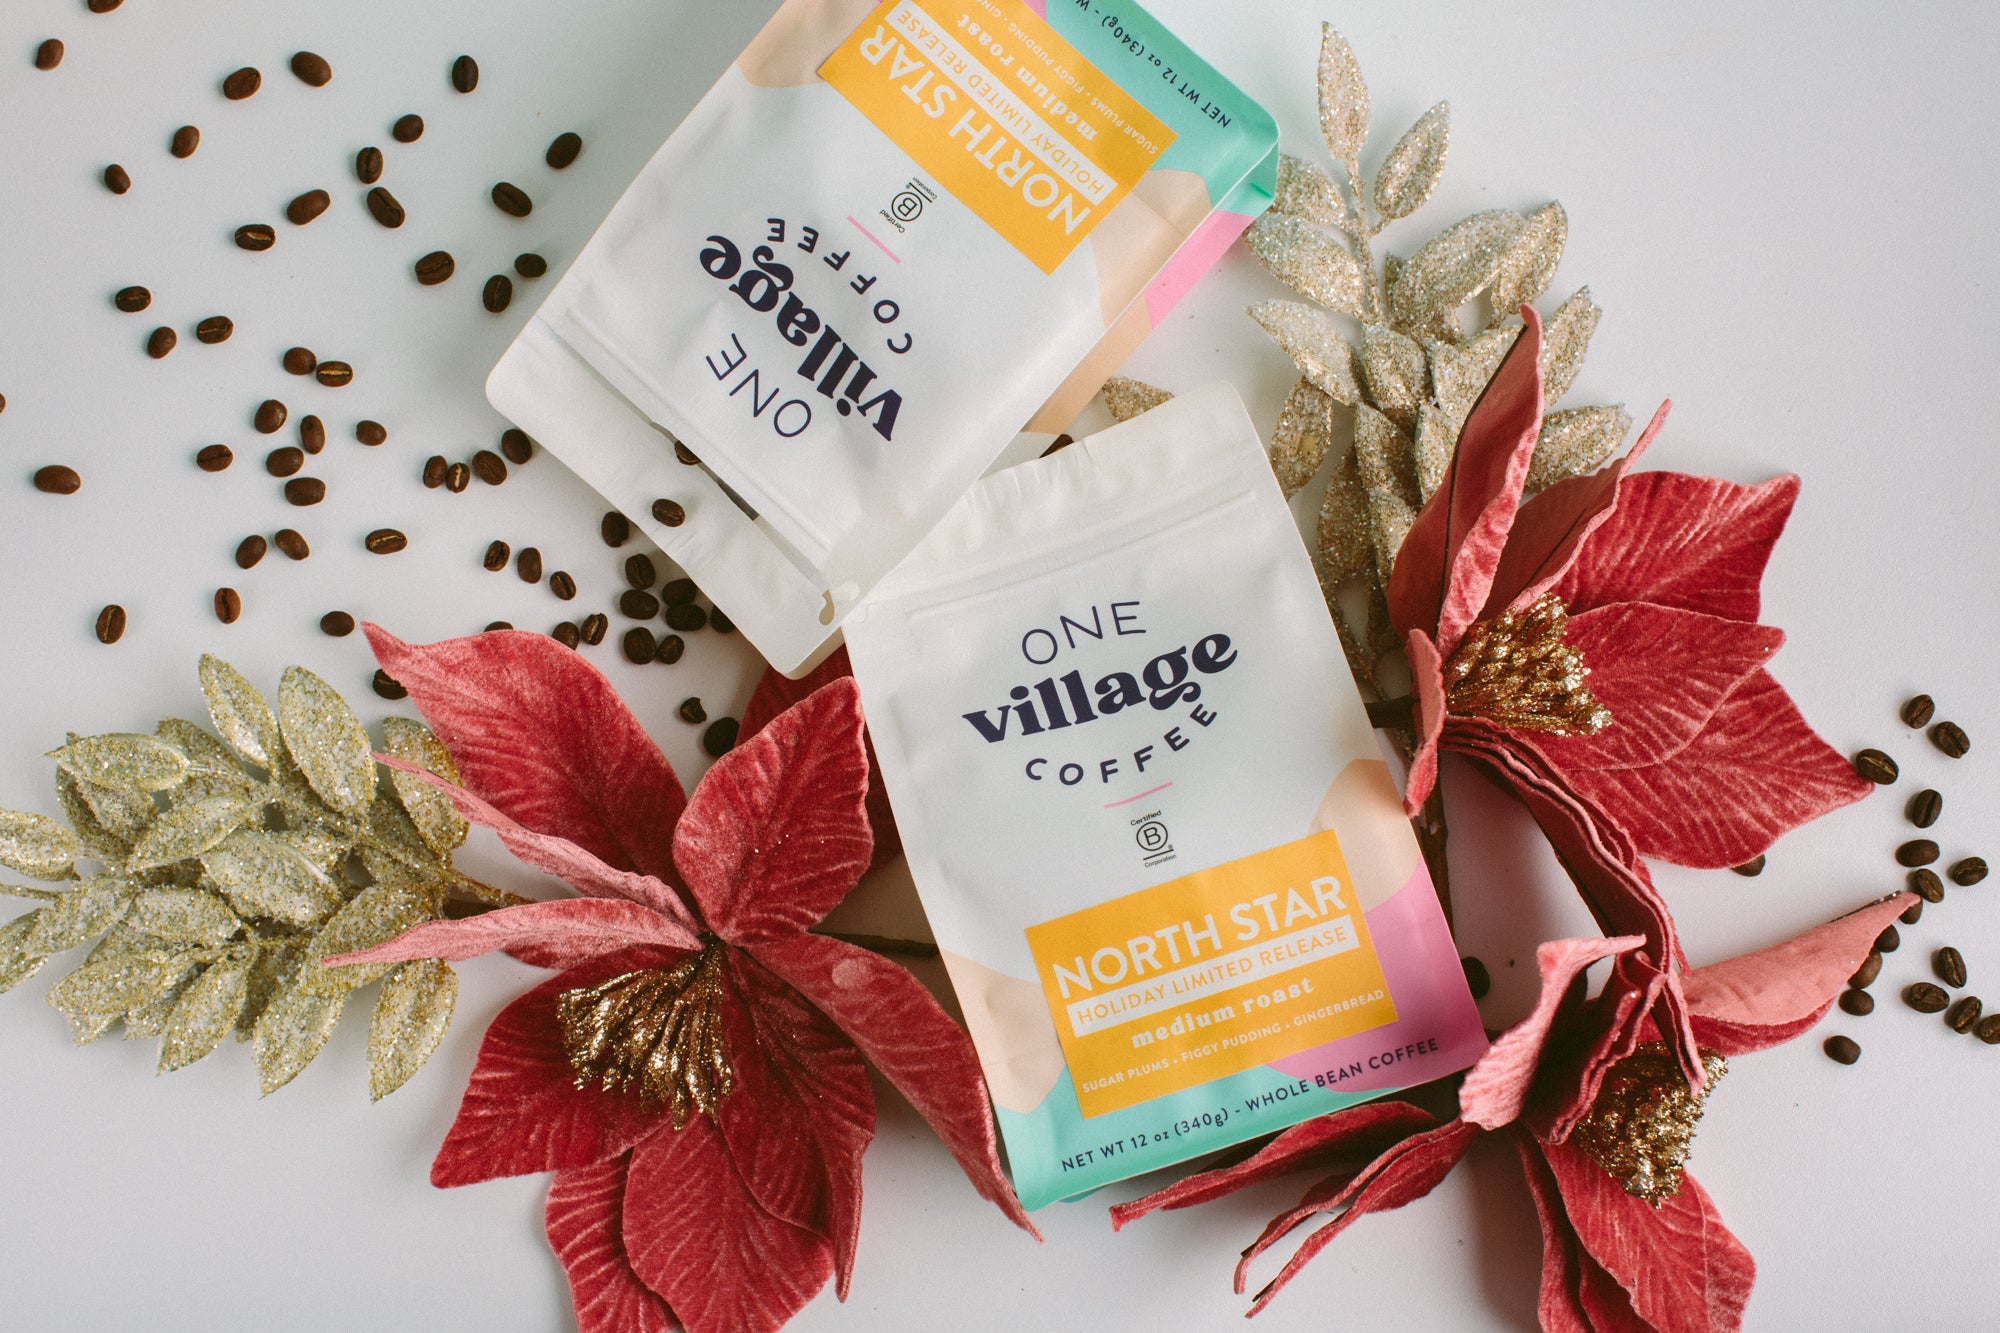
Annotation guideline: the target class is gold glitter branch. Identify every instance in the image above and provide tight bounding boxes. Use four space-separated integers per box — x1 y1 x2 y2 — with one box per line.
1575 1043 1729 1207
557 944 736 1127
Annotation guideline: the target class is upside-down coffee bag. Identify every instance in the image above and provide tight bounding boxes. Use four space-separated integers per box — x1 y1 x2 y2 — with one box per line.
488 0 1277 672
843 385 1488 1208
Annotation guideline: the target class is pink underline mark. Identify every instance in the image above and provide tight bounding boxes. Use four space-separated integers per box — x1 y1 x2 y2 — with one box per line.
847 215 902 264
1105 782 1173 809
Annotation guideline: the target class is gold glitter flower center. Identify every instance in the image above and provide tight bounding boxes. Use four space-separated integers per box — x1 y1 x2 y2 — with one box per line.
1442 593 1612 736
1573 1042 1727 1207
555 943 735 1127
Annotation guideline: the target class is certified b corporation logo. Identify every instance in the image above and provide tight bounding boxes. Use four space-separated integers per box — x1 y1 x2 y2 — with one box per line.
1131 812 1175 869
879 176 937 235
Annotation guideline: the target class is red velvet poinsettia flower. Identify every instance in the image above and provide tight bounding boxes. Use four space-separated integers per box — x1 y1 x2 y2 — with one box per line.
1112 891 1910 1332
329 627 1033 1333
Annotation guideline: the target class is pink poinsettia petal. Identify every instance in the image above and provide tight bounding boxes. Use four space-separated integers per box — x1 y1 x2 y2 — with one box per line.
430 947 685 1188
325 898 699 972
1682 892 1914 1056
741 649 902 873
757 932 1037 1236
623 1108 835 1333
365 625 687 884
676 679 873 945
1514 1133 1612 1333
1402 630 1448 814
1540 952 1674 1144
1461 935 1644 1130
1389 306 1545 656
1534 603 1783 772
1556 669 1872 869
546 1157 679 1333
1551 473 1800 622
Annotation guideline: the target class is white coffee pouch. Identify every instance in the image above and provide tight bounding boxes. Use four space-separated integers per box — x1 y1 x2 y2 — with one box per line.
844 384 1489 1209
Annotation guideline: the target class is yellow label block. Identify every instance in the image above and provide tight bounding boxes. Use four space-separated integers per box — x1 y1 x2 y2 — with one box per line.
820 0 1172 274
1024 830 1398 1118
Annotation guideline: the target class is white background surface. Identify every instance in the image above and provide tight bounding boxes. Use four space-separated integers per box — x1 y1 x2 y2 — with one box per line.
2 2 1996 1330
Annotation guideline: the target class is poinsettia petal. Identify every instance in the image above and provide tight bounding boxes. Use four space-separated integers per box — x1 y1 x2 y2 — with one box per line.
741 648 903 874
1534 603 1783 772
1541 952 1674 1144
1557 669 1873 869
1683 892 1914 1056
1403 630 1448 815
1552 473 1799 622
325 898 697 971
1514 1134 1602 1333
365 624 686 882
546 1157 679 1333
1460 935 1643 1130
756 932 1037 1235
676 679 873 944
1542 1137 1755 1333
1111 1100 1439 1228
1388 305 1545 656
623 1107 835 1333
430 947 681 1187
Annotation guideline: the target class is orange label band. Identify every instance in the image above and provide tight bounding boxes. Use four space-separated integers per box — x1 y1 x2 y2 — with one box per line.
1024 829 1398 1118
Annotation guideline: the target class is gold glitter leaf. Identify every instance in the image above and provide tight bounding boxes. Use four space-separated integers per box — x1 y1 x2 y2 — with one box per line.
25 876 134 954
1576 1043 1728 1206
1372 101 1449 222
1246 213 1368 318
1429 323 1521 423
1271 377 1339 497
1413 401 1457 502
1102 376 1174 423
1360 324 1428 424
1491 202 1567 316
71 775 157 844
270 826 353 877
1316 24 1369 175
48 952 187 1036
0 911 49 994
125 793 258 871
125 965 199 1040
1528 405 1631 493
202 832 345 928
1388 210 1526 330
1366 489 1418 587
1353 403 1419 507
1273 154 1351 230
156 718 257 795
236 944 303 1042
382 718 468 859
277 666 377 815
253 983 347 1095
131 887 244 945
159 955 251 1072
304 881 436 994
368 958 457 1101
48 733 188 793
1540 286 1602 407
199 655 282 770
1248 301 1361 405
0 808 82 881
55 771 134 862
1317 452 1372 587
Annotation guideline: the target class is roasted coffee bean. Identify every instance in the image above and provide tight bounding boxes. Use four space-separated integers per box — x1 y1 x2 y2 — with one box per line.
234 534 266 569
1458 956 1491 1000
104 163 131 194
1905 982 1951 1014
89 0 124 13
451 54 479 93
1850 950 1883 989
444 461 470 492
1822 1035 1861 1065
114 285 151 312
652 498 686 527
1896 839 1940 867
483 621 512 632
549 571 577 600
472 450 507 484
482 274 513 312
315 360 353 387
284 477 325 506
235 222 276 251
33 465 81 494
355 145 383 184
621 627 657 664
482 539 510 571
1908 788 1943 829
678 697 707 725
356 420 387 447
500 428 533 464
665 603 707 632
373 669 408 700
392 113 424 143
579 613 608 646
551 622 581 649
273 528 309 560
1876 924 1901 953
657 634 685 665
1910 868 1945 904
320 610 354 636
624 554 657 590
674 442 700 466
516 547 542 583
1901 898 1925 925
546 131 583 169
35 39 64 71
1947 996 1983 1034
286 188 330 225
515 252 548 279
414 250 455 285
702 718 739 758
299 414 325 454
365 528 407 555
1931 720 1971 758
1731 855 1765 877
1853 748 1898 785
222 66 261 100
423 455 448 489
146 326 177 358
1837 989 1874 1017
251 399 285 434
1935 947 1969 989
291 51 332 86
365 186 405 228
1951 857 1988 887
620 590 660 620
195 315 234 344
213 587 242 624
1902 694 1936 728
659 577 697 606
196 444 233 472
171 125 200 158
265 446 304 477
1979 1014 2000 1045
491 181 532 218
601 511 630 546
710 607 736 635
94 605 126 644
283 346 316 375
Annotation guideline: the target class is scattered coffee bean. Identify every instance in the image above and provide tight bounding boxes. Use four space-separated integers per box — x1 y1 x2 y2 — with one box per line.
1823 1035 1862 1065
33 465 81 494
491 181 532 218
516 546 542 582
146 326 177 358
678 697 707 725
283 346 316 375
94 605 125 644
114 285 151 312
356 420 387 447
284 477 325 506
222 66 261 100
1456 956 1490 1000
482 274 513 312
1876 924 1901 953
1908 788 1943 828
1910 868 1945 903
1852 748 1898 785
365 186 405 228
652 498 685 527
483 621 512 632
471 450 507 485
1850 950 1883 989
171 125 200 158
1978 1014 2000 1045
1936 946 1969 988
1901 898 1925 925
195 315 234 344
235 223 276 251
291 51 332 87
254 399 287 433
264 446 304 477
1837 989 1874 1016
482 539 510 571
234 534 266 569
546 131 583 169
314 360 352 387
660 577 697 606
665 603 708 632
1731 855 1765 877
710 607 735 635
1896 839 1940 867
657 634 685 664
621 627 658 664
1951 857 1988 887
273 528 308 560
451 54 479 93
423 455 448 488
624 554 657 589
355 145 383 184
196 444 233 472
365 528 407 555
415 250 455 285
213 587 242 624
104 164 131 194
286 188 330 225
372 669 408 700
499 428 533 464
549 571 577 600
35 39 63 71
1905 982 1951 1014
674 442 700 466
515 252 548 278
392 113 424 143
320 610 354 636
702 718 739 758
444 461 470 492
601 511 630 546
1901 694 1936 728
1930 720 1970 758
1947 996 1983 1034
551 622 581 649
299 414 325 454
579 612 608 646
89 0 124 13
620 590 660 619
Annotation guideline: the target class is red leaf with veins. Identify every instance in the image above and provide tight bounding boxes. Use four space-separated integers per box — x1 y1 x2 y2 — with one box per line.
741 649 902 872
676 679 873 944
1514 1135 1605 1333
365 625 686 883
1460 935 1643 1130
546 1156 679 1333
1552 473 1799 622
326 897 697 971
